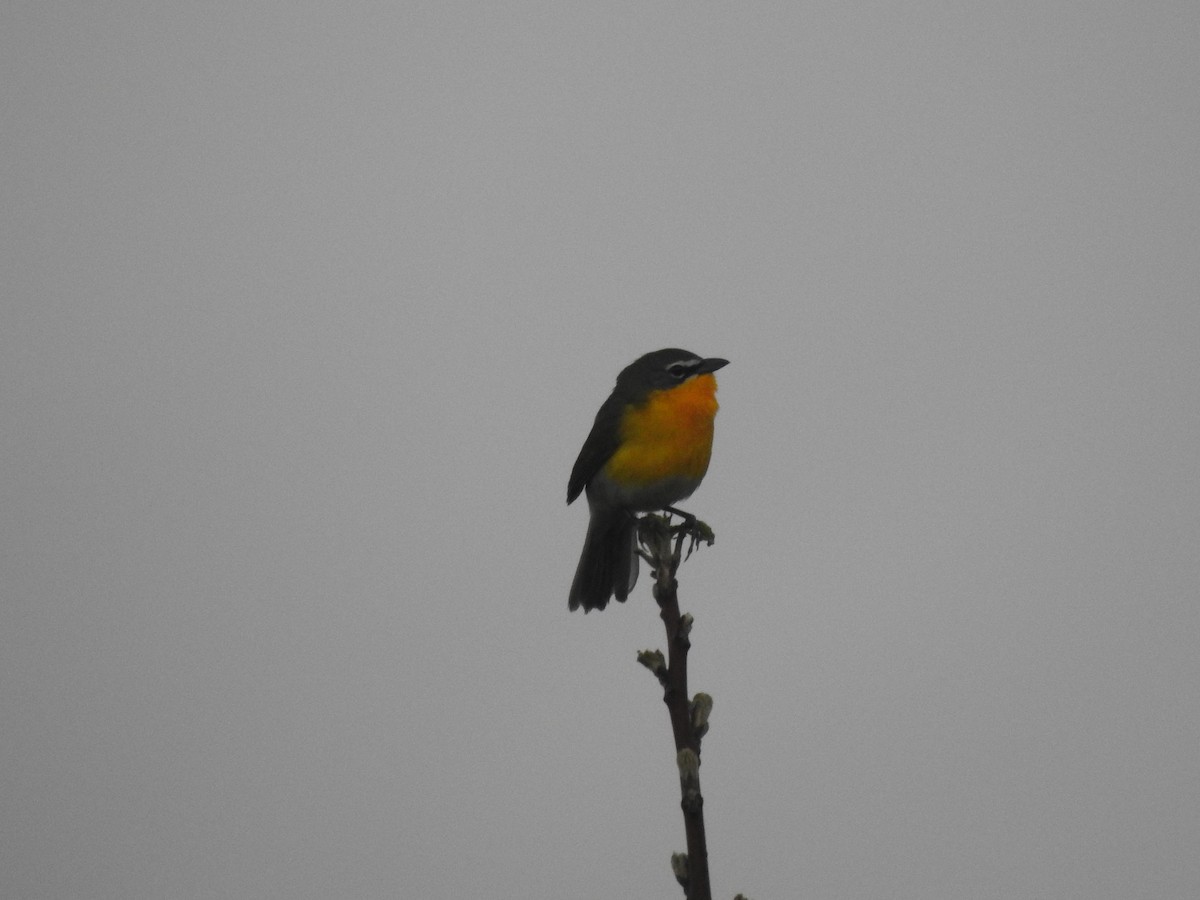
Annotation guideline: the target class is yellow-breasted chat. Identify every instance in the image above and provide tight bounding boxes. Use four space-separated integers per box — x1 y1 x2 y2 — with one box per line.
567 349 729 612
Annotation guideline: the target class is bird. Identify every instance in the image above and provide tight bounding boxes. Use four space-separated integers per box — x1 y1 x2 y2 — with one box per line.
567 348 729 612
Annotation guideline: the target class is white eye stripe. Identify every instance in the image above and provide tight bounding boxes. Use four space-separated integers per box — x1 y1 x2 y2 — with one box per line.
666 359 701 377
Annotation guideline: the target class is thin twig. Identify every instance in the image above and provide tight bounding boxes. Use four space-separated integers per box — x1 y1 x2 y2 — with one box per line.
637 513 715 900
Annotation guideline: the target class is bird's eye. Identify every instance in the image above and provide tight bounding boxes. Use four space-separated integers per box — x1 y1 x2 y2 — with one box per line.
666 363 690 379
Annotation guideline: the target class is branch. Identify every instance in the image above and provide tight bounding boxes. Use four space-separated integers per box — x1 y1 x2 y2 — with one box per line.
636 513 716 900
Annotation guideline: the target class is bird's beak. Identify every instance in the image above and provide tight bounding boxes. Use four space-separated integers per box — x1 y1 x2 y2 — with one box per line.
696 357 730 374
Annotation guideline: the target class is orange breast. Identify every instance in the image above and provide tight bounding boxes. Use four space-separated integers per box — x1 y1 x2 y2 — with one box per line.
604 374 719 486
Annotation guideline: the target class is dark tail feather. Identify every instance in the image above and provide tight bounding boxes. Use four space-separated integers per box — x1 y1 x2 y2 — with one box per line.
568 509 638 612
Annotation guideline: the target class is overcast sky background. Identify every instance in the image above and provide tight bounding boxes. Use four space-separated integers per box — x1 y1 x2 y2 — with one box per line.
3 3 1199 899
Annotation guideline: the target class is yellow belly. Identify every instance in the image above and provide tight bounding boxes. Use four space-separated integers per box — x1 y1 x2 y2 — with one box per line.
604 374 719 487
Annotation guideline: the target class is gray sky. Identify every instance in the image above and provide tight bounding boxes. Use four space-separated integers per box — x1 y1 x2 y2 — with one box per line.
3 3 1198 898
